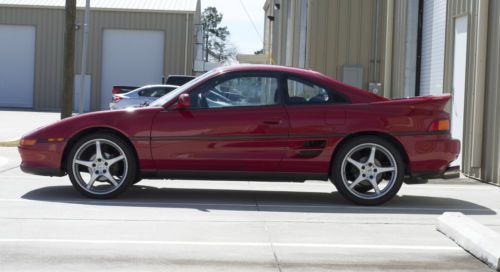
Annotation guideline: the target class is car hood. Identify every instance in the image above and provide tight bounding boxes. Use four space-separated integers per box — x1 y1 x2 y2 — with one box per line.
21 107 163 141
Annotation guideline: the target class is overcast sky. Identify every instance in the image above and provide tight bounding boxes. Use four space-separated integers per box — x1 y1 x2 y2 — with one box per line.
202 0 266 54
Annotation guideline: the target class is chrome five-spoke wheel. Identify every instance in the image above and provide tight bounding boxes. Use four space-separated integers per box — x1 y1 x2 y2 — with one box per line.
332 136 404 205
67 133 137 198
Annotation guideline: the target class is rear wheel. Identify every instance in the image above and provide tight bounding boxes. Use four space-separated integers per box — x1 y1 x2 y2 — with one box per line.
331 136 404 205
66 132 137 199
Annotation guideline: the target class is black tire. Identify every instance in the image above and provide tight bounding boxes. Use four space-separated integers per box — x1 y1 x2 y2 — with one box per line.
66 132 137 199
331 136 404 205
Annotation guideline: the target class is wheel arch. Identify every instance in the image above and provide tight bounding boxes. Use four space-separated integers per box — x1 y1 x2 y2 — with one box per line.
61 127 140 173
329 131 410 177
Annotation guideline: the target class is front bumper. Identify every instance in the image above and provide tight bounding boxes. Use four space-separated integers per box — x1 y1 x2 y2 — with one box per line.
18 142 66 177
20 163 65 176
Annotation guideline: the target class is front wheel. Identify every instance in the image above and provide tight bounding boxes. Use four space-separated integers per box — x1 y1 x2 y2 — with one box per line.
331 136 404 205
66 132 137 199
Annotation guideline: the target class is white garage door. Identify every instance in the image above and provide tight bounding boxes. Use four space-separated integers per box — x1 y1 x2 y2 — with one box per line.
419 0 447 96
0 25 36 108
101 29 164 109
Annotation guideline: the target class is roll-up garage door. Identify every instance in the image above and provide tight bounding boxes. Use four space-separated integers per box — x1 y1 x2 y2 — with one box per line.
101 29 164 109
419 0 447 96
0 25 36 108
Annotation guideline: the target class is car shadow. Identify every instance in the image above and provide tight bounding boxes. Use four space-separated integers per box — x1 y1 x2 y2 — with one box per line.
21 184 497 215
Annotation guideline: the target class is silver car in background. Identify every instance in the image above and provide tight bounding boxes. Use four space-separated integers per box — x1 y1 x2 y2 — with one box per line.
109 84 178 110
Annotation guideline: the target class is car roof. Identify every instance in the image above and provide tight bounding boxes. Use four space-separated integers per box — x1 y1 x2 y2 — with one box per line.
214 64 321 75
137 84 179 89
211 64 386 103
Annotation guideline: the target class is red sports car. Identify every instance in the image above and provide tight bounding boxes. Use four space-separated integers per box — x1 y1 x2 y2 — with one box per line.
18 65 460 205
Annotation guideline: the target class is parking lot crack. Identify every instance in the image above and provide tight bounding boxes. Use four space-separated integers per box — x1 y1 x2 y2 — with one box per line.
254 196 283 272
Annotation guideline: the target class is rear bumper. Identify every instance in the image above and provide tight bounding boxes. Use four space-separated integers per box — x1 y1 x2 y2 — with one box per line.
409 165 460 180
397 134 460 175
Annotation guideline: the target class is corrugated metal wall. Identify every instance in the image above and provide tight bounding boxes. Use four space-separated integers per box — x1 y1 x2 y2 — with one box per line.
0 6 195 111
443 0 478 178
481 0 500 185
0 7 64 109
273 0 413 96
306 0 388 90
390 0 409 98
442 0 499 185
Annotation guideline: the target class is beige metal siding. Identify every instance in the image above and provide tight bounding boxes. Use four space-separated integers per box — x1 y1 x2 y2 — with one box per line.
0 6 194 110
390 0 409 98
0 7 64 109
443 0 500 185
443 0 478 178
75 10 195 110
306 0 387 89
482 0 500 185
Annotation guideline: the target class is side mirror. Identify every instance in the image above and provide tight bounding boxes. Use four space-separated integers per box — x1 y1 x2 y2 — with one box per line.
177 93 191 109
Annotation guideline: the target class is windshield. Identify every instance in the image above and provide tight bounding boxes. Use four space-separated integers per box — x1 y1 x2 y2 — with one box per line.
149 70 218 107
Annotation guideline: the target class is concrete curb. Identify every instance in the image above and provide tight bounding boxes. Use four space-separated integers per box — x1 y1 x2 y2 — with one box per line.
0 139 19 147
437 212 500 271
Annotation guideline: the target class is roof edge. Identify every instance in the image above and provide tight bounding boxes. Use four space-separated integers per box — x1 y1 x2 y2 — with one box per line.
0 4 196 14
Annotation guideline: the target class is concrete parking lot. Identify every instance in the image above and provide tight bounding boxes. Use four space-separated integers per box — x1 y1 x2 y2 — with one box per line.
1 110 499 271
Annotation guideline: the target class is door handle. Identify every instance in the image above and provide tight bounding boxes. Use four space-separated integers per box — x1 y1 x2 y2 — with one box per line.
263 120 282 125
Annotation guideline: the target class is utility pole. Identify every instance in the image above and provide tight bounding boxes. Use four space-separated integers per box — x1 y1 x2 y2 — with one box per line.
61 0 76 119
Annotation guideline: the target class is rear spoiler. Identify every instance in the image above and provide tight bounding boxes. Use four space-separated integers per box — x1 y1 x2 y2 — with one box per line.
370 94 451 111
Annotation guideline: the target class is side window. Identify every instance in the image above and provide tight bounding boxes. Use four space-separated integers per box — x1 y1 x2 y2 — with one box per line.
287 78 330 104
138 88 156 97
151 88 169 98
138 88 169 98
189 75 279 109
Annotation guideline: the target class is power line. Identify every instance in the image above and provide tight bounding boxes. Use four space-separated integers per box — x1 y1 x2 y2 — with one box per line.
238 0 264 44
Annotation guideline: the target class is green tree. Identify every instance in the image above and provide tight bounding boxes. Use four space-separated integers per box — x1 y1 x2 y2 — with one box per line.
202 7 233 63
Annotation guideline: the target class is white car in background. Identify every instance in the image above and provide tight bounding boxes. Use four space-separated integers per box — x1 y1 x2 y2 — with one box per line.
109 84 178 110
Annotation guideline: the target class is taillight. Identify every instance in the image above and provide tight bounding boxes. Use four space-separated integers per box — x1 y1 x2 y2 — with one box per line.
428 119 450 132
113 95 123 102
112 87 120 94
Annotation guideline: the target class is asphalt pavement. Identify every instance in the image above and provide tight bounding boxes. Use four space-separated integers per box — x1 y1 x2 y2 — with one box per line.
0 110 499 271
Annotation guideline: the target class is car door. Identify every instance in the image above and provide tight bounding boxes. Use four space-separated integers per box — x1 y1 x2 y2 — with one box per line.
281 75 350 174
150 72 289 173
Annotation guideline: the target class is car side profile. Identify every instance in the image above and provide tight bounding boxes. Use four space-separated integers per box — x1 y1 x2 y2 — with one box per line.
18 65 460 205
109 84 178 110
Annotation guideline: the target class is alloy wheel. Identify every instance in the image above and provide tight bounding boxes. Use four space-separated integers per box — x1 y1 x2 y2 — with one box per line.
340 143 398 200
71 138 128 195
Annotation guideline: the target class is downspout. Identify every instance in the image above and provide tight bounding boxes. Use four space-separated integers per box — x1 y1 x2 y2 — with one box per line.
383 0 394 98
372 0 381 82
414 0 424 96
78 0 90 113
470 0 489 168
184 13 189 75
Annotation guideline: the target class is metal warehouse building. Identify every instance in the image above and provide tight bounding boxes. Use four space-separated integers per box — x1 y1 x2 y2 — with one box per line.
264 0 500 185
0 0 200 111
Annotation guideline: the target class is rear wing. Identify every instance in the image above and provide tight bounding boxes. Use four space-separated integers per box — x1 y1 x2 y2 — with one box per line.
370 94 451 111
